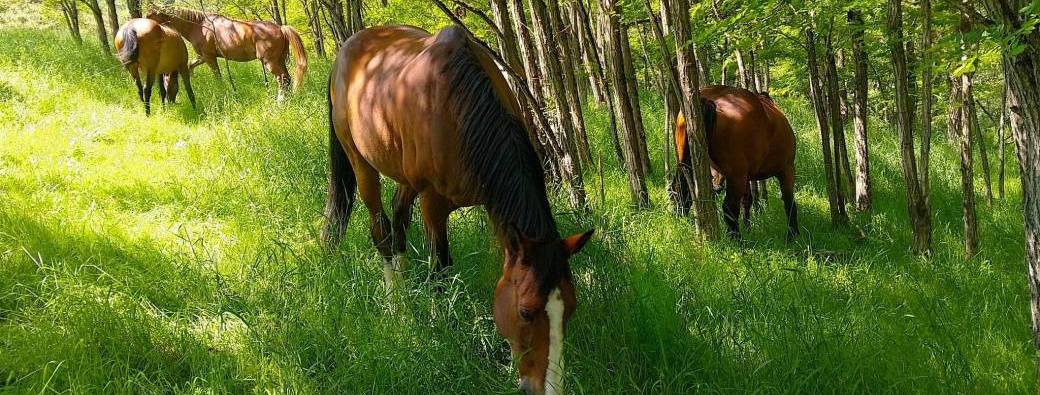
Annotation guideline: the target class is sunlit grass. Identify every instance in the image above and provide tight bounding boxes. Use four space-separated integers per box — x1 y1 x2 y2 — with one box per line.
0 26 1032 393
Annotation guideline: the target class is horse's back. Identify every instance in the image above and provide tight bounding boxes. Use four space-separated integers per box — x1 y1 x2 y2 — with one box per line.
703 85 795 178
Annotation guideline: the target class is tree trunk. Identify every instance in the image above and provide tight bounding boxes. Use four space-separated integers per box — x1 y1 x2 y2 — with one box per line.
547 0 592 166
59 0 83 45
529 0 588 209
948 75 963 143
974 102 995 206
573 0 607 106
662 0 720 236
959 69 980 256
303 0 327 58
272 0 284 25
887 0 932 255
981 0 1040 381
620 26 651 179
696 44 711 86
848 9 872 211
491 0 524 82
127 0 140 19
321 0 351 43
999 74 1008 199
806 27 847 227
80 0 109 53
919 0 934 205
103 0 117 38
600 0 649 208
825 35 853 205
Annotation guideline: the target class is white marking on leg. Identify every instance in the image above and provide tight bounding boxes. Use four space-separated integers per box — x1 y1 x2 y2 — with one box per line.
544 287 565 395
382 254 404 294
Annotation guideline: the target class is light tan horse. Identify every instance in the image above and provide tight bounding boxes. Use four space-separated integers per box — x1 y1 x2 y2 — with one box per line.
324 25 593 394
114 18 196 115
147 7 307 100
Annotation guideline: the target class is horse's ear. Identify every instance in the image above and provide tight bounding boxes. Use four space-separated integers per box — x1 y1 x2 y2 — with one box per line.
561 230 594 256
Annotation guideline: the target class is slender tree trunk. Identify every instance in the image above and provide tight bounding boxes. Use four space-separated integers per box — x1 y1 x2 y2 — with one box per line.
529 0 588 209
80 0 109 53
60 0 83 45
620 26 650 179
888 0 932 255
975 103 995 205
999 76 1008 199
848 10 872 211
600 0 649 208
103 0 117 38
303 0 327 58
806 27 847 226
960 70 980 256
491 0 524 82
981 0 1040 381
919 0 934 205
547 0 592 166
127 0 140 19
272 0 284 25
662 0 720 236
696 44 711 85
825 35 853 204
948 75 964 143
573 0 607 106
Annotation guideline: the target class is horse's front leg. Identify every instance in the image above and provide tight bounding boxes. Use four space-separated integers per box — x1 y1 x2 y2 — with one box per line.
420 192 455 275
142 71 156 116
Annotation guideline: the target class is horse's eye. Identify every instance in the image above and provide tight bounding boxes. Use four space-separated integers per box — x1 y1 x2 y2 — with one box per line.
519 308 536 323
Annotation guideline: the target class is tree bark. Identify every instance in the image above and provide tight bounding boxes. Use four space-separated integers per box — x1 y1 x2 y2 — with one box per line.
974 102 995 206
127 0 141 19
959 68 980 256
974 0 1040 374
59 0 83 45
600 0 649 208
919 0 934 206
999 75 1008 199
662 0 720 236
529 0 588 209
983 0 1040 373
303 0 327 58
103 0 117 38
573 0 608 106
547 0 592 166
806 27 847 227
80 0 110 53
887 0 932 255
848 9 872 211
620 26 651 179
825 34 853 204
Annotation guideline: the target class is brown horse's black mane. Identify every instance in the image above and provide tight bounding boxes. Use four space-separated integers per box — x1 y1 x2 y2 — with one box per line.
443 38 565 292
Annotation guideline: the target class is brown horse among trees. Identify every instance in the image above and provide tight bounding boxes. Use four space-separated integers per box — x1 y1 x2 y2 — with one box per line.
146 7 307 101
114 18 196 115
671 86 798 241
323 25 593 395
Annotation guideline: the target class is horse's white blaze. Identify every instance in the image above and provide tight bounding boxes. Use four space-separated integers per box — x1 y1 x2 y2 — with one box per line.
544 287 565 395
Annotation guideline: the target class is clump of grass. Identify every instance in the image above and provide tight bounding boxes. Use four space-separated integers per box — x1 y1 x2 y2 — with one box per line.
0 27 1031 393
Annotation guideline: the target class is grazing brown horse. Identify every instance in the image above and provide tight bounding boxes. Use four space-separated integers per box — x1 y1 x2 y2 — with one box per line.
114 18 196 115
324 25 593 394
146 7 307 101
671 86 798 240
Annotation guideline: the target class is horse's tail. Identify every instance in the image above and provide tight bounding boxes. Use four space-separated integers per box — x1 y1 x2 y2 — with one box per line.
282 26 308 92
117 26 139 66
322 74 356 247
700 98 717 141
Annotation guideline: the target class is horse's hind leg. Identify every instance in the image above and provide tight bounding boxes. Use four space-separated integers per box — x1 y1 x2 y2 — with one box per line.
267 60 290 102
157 75 168 105
181 67 197 110
420 192 455 276
742 183 752 230
723 175 748 241
142 71 156 115
390 184 418 275
780 168 799 241
166 73 180 104
350 156 396 288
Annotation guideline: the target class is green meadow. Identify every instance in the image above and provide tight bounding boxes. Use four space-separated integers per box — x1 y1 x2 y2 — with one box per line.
0 18 1033 394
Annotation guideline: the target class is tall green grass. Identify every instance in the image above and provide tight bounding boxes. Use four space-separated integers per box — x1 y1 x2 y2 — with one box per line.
0 26 1031 393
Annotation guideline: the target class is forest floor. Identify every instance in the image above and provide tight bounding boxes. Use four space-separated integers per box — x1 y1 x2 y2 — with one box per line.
0 25 1033 394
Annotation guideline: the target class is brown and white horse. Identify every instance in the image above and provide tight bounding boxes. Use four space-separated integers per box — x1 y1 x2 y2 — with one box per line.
147 7 307 101
672 86 798 240
323 25 593 394
114 18 196 115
